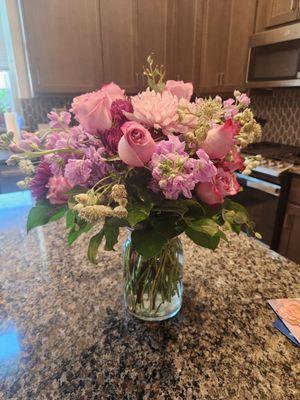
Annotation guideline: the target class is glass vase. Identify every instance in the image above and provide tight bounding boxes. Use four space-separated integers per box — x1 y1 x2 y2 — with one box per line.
122 231 184 321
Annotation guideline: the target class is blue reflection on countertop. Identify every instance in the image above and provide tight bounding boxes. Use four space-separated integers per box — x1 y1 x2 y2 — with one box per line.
0 326 21 379
0 327 20 361
0 191 33 231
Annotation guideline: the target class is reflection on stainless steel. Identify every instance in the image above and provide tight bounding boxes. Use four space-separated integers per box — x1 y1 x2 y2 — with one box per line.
236 173 280 197
247 23 300 88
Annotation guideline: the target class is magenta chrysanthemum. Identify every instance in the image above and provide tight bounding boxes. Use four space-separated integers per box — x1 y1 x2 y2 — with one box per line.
29 159 52 200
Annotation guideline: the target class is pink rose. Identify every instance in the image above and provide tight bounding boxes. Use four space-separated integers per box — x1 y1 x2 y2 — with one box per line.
164 80 193 101
118 121 157 167
71 83 125 134
201 119 238 159
220 147 245 172
195 168 240 205
46 175 73 205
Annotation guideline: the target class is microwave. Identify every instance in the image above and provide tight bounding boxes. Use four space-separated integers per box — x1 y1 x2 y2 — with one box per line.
246 24 300 88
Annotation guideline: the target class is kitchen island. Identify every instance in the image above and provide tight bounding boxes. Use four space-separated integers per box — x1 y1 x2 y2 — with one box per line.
0 210 299 399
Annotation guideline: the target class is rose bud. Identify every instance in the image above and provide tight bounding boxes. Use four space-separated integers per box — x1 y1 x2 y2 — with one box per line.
118 121 157 167
164 80 193 101
201 119 238 159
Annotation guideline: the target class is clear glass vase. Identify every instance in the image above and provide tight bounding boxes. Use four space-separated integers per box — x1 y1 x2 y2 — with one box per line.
122 231 184 321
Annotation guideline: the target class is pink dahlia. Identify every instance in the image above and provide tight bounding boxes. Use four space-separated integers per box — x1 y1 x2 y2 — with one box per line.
124 89 179 135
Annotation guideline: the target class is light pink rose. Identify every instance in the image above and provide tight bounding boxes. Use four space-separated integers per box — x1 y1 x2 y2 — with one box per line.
165 80 193 101
46 175 73 205
118 121 157 167
195 168 240 205
71 83 125 134
200 119 238 159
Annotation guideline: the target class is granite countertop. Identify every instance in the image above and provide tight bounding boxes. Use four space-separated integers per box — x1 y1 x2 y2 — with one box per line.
0 203 299 399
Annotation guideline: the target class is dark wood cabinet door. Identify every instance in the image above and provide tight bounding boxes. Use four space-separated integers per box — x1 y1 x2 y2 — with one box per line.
21 0 103 94
279 202 300 263
266 0 300 28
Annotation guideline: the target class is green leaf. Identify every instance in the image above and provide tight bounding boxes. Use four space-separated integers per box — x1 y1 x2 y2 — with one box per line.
127 202 151 227
68 223 93 245
224 199 250 219
185 217 219 236
88 229 105 264
184 200 205 220
151 215 186 239
103 217 127 251
27 204 67 232
156 200 189 216
66 209 75 228
131 228 167 259
186 228 220 250
137 186 163 206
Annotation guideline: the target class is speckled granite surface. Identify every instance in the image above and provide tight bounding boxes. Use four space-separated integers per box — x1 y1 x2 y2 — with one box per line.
0 211 299 399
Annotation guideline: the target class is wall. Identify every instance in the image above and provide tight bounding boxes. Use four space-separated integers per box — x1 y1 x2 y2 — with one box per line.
251 89 300 147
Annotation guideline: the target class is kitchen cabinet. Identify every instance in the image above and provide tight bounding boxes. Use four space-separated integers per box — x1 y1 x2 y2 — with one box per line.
20 0 103 94
199 0 256 94
266 0 300 28
279 176 300 263
255 0 300 31
171 0 203 89
99 0 137 93
279 202 300 263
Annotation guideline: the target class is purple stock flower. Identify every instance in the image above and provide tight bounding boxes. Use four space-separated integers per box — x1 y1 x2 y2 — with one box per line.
29 159 52 200
237 93 250 107
9 131 41 153
84 146 112 186
223 98 238 120
64 159 92 187
47 111 71 129
149 135 216 200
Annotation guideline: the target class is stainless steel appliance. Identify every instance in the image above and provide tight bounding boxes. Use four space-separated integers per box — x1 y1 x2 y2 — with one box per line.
235 143 300 250
247 23 300 88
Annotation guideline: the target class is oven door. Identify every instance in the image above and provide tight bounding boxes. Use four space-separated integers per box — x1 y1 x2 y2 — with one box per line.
235 174 281 247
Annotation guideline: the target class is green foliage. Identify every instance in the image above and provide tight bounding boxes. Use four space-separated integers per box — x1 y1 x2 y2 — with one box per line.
67 221 93 245
27 202 67 232
88 229 105 264
186 228 220 250
127 202 152 227
131 227 167 260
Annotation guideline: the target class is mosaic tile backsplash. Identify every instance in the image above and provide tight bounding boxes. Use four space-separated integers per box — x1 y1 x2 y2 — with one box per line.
21 89 300 146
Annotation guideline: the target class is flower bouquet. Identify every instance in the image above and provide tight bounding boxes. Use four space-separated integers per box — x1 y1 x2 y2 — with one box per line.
1 57 262 321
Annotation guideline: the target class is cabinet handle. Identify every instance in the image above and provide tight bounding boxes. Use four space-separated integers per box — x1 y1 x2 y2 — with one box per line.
284 213 294 230
135 72 140 92
220 72 224 86
176 74 181 81
216 73 220 86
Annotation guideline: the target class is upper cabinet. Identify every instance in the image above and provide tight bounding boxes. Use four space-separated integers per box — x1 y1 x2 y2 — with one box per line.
21 0 103 94
266 0 300 28
255 0 300 31
199 0 256 94
98 0 137 93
